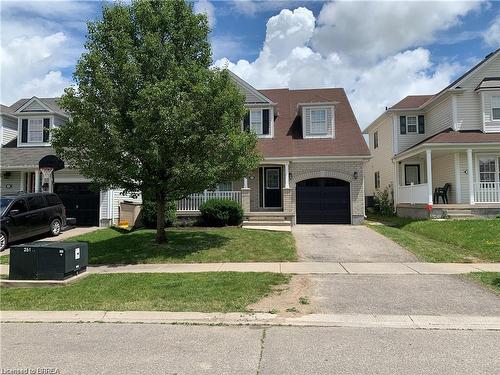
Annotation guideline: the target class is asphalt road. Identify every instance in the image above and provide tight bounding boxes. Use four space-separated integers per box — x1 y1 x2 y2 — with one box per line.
2 323 499 375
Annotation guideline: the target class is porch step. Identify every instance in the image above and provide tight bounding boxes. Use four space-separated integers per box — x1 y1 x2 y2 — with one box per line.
247 216 288 221
444 209 476 219
242 220 291 227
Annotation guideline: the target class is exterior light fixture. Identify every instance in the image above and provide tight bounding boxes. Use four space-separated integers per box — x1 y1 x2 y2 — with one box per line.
353 171 358 180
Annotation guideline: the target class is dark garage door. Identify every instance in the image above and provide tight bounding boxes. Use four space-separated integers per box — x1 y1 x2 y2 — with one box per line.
296 178 350 224
54 183 99 226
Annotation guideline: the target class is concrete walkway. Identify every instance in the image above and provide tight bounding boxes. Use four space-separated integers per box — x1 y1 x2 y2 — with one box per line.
1 311 499 330
293 225 418 262
1 262 499 277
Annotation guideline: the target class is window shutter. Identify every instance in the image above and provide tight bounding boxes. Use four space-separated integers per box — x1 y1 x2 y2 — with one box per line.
262 109 270 135
243 111 250 132
399 116 406 135
21 119 28 143
418 115 425 134
43 118 50 142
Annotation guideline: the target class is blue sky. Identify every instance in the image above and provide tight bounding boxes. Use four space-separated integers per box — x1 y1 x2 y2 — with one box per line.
1 0 500 127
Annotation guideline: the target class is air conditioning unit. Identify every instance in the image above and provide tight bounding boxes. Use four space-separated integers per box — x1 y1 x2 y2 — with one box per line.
9 241 88 280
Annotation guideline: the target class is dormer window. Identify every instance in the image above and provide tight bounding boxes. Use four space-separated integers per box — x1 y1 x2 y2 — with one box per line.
300 103 335 139
310 109 327 134
20 117 51 145
243 107 273 138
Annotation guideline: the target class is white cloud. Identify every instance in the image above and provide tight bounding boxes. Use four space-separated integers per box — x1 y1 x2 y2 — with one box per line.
194 0 216 28
484 15 500 47
313 0 482 64
0 0 95 105
215 5 472 128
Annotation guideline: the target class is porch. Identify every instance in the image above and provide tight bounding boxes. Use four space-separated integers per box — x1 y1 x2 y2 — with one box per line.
395 148 500 206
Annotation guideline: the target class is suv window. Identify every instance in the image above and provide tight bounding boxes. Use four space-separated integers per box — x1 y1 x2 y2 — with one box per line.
27 195 47 211
9 199 28 214
46 194 62 206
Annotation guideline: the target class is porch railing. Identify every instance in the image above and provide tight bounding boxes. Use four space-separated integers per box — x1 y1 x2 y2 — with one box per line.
474 182 500 203
176 191 242 211
398 183 428 205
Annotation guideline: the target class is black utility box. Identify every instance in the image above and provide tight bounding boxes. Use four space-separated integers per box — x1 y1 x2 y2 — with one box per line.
9 242 88 280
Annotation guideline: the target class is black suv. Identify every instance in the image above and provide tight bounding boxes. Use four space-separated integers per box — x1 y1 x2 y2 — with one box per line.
0 192 67 251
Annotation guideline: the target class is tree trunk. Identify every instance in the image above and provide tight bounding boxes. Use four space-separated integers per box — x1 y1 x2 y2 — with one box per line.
156 192 166 244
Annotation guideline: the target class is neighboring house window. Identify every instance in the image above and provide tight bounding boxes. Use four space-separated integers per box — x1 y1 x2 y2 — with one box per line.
374 171 380 189
243 108 271 137
479 157 497 182
250 109 263 134
21 118 50 144
373 131 379 149
492 96 500 120
406 116 417 133
310 109 327 134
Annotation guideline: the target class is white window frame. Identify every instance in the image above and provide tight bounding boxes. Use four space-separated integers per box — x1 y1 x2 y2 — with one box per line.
302 105 335 139
250 109 263 135
18 116 52 147
406 116 417 133
491 96 500 121
28 118 44 143
476 154 500 183
310 109 327 135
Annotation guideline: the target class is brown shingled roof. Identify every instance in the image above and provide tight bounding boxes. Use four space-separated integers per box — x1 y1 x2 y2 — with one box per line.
425 129 500 144
256 88 370 158
390 95 434 110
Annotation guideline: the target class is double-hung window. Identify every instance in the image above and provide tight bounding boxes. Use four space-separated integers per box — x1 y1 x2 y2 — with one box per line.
479 157 498 182
28 119 44 142
406 116 417 133
310 109 327 135
491 96 500 120
373 131 379 149
250 109 263 134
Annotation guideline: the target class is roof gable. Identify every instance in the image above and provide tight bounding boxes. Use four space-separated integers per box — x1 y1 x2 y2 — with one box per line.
227 70 274 105
15 97 52 113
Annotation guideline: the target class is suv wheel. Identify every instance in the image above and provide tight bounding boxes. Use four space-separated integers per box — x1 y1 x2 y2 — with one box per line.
50 219 62 236
0 231 7 252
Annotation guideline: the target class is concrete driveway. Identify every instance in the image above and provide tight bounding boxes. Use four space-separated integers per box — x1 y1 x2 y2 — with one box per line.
293 225 418 263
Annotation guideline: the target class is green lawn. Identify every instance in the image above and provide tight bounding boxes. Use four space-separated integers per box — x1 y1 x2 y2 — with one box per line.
69 227 296 264
0 255 8 265
466 272 500 294
366 215 500 263
0 272 289 312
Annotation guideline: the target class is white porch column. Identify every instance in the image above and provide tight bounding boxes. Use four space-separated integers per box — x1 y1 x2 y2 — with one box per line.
467 148 475 205
243 177 248 189
426 149 433 205
284 161 290 189
20 172 26 192
34 170 40 193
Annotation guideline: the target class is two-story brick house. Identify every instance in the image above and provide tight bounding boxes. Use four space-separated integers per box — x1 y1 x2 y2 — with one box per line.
1 72 370 227
364 49 500 218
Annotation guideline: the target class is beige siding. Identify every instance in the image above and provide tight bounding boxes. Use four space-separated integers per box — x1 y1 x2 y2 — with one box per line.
0 171 22 194
396 112 426 153
426 97 453 134
365 116 394 196
431 154 456 203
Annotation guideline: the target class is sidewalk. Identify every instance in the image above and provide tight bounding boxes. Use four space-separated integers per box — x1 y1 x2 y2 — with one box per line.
1 310 499 330
1 262 499 276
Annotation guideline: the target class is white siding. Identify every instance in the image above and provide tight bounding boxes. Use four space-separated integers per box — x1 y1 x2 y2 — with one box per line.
458 54 500 131
480 91 500 132
431 154 456 203
111 190 142 224
53 169 90 183
53 114 68 128
458 152 471 203
364 116 394 196
1 116 18 145
396 113 427 153
426 97 453 135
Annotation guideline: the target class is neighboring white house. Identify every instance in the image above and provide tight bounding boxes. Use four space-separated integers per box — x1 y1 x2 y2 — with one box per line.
1 72 370 227
364 49 500 218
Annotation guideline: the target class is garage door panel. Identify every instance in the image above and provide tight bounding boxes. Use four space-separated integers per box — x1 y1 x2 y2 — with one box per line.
54 183 99 226
296 178 350 224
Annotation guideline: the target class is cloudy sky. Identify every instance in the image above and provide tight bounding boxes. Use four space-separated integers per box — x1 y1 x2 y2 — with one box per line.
1 0 499 128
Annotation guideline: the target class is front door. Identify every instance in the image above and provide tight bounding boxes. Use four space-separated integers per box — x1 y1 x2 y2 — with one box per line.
262 167 282 208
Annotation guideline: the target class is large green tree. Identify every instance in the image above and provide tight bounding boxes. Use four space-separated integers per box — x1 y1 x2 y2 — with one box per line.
52 0 260 243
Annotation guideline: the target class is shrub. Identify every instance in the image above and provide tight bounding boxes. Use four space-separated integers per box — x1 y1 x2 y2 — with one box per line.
141 199 177 228
374 184 394 216
199 198 243 227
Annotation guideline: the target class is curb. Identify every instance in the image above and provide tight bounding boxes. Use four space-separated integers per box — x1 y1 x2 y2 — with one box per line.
2 311 499 331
